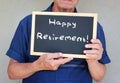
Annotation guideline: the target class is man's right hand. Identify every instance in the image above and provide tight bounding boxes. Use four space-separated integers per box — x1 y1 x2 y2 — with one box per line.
32 53 73 71
7 53 73 79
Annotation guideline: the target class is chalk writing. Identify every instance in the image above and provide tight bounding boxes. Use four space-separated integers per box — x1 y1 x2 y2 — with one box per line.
49 18 76 29
37 32 89 43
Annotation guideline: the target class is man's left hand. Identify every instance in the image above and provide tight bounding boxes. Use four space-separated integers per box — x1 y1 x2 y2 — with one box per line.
84 39 103 60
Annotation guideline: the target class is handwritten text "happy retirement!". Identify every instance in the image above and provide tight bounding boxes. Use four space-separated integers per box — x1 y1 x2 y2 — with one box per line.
36 18 89 43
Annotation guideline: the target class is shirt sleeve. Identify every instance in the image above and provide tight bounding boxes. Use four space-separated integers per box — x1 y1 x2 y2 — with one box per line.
97 23 111 64
6 19 27 63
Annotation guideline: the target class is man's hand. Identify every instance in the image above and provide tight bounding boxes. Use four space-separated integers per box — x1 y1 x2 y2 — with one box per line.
84 39 103 60
32 53 73 71
8 53 73 80
83 39 106 82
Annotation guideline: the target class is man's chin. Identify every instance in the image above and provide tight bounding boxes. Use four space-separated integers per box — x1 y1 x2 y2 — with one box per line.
60 5 73 10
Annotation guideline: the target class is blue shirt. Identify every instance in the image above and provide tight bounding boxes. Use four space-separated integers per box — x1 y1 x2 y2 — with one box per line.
6 3 111 83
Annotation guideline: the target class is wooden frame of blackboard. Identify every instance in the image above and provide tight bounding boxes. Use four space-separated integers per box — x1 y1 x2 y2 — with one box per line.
30 11 98 59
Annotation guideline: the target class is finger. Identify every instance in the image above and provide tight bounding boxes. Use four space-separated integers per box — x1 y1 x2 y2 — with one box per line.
85 44 102 50
91 39 101 44
54 57 73 65
84 50 102 60
84 50 99 55
47 53 63 59
85 54 100 60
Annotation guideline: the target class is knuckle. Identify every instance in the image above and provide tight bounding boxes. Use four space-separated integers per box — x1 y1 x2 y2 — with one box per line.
50 62 59 70
50 62 56 67
42 54 48 59
45 54 50 58
52 66 58 70
51 63 55 67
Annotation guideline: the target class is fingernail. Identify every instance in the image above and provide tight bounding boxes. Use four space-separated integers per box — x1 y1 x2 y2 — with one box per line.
91 39 94 42
84 50 86 53
59 52 63 56
85 45 88 48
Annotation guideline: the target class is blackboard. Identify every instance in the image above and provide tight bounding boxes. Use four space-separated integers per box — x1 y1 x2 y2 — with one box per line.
30 12 97 58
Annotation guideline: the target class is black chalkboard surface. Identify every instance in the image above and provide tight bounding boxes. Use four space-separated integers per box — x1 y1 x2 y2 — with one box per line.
30 12 97 58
